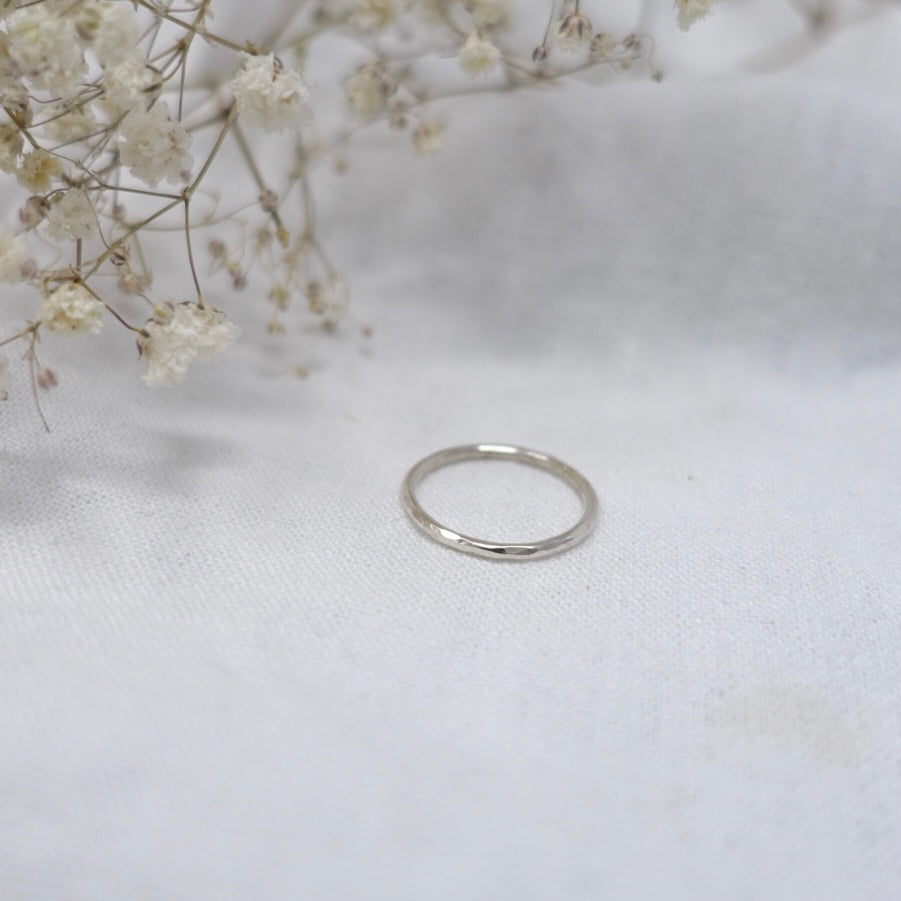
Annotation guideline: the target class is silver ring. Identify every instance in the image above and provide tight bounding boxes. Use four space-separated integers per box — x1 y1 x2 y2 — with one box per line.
401 444 598 561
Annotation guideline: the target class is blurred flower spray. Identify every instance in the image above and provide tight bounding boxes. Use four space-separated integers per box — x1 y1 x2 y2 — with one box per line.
0 0 868 423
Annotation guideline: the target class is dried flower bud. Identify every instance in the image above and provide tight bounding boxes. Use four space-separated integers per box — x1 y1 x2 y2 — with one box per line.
306 280 323 314
20 196 48 230
309 276 349 324
151 301 175 326
259 189 279 213
413 121 445 156
227 262 247 291
119 270 151 295
267 318 285 334
554 13 593 51
255 227 273 250
270 285 290 311
208 239 227 259
622 33 642 52
20 257 37 280
389 102 408 130
36 367 58 391
110 246 130 267
532 44 549 63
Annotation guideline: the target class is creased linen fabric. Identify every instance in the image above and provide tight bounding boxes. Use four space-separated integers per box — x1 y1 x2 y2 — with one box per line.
1 10 900 900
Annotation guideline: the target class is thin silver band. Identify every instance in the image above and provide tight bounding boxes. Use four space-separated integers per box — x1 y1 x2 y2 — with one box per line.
401 444 598 561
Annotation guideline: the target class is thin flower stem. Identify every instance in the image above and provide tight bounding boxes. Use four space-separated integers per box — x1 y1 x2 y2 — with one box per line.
27 350 51 434
82 197 183 279
86 181 182 201
79 281 143 333
231 120 267 192
0 324 38 351
183 197 204 306
188 104 238 196
103 303 143 333
232 119 286 232
133 0 252 55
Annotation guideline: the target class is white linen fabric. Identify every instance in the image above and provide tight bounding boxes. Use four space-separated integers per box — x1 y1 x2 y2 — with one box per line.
1 9 900 900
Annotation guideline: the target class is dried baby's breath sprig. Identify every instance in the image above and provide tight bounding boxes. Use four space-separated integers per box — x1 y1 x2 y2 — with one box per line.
0 0 872 425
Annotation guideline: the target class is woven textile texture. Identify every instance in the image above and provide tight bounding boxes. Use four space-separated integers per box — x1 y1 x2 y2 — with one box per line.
1 7 900 900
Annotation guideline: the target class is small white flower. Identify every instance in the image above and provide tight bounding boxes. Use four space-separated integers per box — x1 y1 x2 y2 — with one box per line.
101 56 161 117
675 0 713 31
413 121 445 156
352 0 399 31
458 31 501 76
7 7 86 97
344 63 396 117
187 304 242 361
44 189 97 242
590 33 618 58
0 225 29 282
40 283 105 335
41 103 97 143
16 149 62 192
88 1 140 68
138 301 239 387
231 53 310 133
119 101 192 186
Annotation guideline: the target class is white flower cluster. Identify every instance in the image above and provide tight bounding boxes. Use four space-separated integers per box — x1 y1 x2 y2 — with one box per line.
675 0 713 31
138 302 240 387
119 102 193 187
458 31 502 75
344 63 396 117
231 53 311 133
0 0 744 413
1 1 139 100
40 283 105 335
4 5 86 98
45 189 97 242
